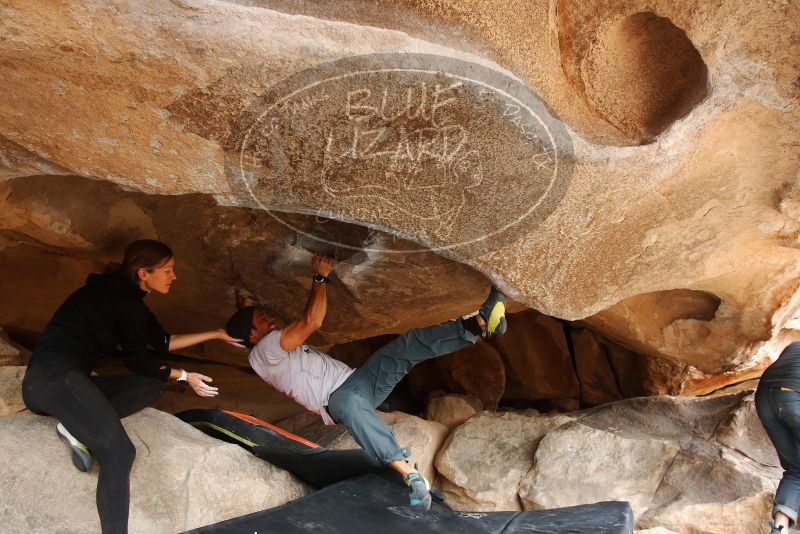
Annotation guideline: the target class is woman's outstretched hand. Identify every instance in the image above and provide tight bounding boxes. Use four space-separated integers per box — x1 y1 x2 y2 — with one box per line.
215 328 246 348
187 373 218 397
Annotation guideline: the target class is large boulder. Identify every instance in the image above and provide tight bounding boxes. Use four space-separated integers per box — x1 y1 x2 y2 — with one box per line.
435 411 574 511
631 393 779 533
425 393 483 429
635 449 773 534
0 366 25 415
438 393 780 532
551 394 780 533
521 421 679 515
0 408 309 534
0 4 795 530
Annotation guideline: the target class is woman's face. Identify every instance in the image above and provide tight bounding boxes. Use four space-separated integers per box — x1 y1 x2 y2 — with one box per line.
138 257 177 294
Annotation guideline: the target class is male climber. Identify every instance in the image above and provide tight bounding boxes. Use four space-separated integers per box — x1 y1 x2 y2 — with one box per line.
225 254 507 512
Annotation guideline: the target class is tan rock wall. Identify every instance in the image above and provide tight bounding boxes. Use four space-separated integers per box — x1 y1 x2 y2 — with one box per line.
0 0 797 376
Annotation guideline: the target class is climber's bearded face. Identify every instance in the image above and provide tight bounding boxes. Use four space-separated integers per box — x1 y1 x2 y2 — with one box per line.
250 308 280 345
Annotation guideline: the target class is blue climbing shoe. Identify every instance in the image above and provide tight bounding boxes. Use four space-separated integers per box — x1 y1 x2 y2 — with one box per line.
405 472 431 512
479 286 507 336
56 422 92 472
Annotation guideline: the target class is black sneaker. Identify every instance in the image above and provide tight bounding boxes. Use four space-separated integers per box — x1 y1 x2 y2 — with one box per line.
479 286 507 336
56 422 92 472
405 472 431 512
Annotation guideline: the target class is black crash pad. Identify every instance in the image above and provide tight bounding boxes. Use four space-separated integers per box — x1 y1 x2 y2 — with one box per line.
177 408 383 488
183 472 634 534
177 409 634 533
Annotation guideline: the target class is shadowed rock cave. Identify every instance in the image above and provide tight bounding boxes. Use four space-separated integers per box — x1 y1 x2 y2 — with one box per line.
0 174 692 420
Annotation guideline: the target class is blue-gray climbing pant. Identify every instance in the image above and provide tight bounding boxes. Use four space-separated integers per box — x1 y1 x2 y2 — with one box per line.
326 319 478 463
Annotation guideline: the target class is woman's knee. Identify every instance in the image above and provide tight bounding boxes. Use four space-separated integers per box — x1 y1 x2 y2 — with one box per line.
116 438 136 467
94 434 136 467
109 441 136 469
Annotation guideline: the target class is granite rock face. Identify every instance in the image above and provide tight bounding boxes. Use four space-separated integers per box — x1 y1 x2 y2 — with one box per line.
714 392 780 468
435 410 575 511
0 5 797 529
491 311 580 402
409 339 506 410
0 329 28 367
0 0 797 380
438 393 780 533
0 366 25 416
570 328 624 406
0 408 309 534
523 421 680 515
425 393 483 429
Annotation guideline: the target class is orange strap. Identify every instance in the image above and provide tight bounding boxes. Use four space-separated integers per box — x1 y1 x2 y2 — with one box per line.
223 410 321 449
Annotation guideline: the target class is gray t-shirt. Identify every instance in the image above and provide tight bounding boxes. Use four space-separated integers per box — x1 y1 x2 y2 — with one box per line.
249 330 354 425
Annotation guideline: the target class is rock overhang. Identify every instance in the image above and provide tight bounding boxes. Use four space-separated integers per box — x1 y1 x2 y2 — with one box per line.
0 0 798 375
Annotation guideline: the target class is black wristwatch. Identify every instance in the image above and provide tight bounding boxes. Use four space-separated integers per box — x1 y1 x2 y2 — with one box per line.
313 273 329 283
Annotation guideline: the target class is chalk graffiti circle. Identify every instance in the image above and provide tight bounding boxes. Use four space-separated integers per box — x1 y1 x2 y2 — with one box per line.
226 53 574 254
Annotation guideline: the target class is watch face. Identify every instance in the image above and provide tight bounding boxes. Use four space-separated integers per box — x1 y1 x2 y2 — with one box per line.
314 274 326 282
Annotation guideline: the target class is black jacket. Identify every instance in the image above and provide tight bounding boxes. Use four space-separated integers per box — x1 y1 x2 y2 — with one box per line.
761 341 800 391
27 272 172 380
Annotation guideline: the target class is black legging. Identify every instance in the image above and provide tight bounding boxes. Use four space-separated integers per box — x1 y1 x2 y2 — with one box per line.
22 365 164 534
